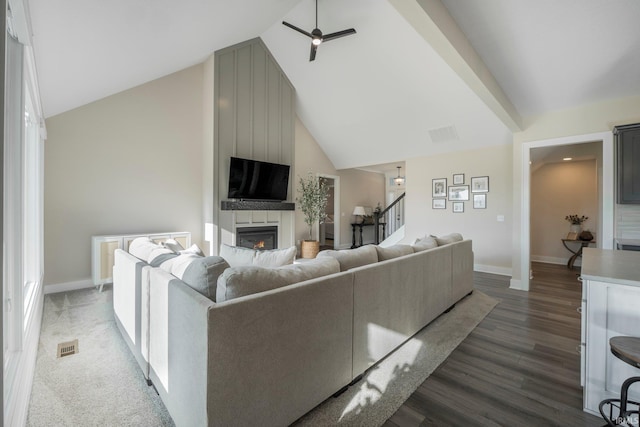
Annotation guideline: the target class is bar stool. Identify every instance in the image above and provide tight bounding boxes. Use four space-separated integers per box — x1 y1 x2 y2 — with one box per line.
599 336 640 426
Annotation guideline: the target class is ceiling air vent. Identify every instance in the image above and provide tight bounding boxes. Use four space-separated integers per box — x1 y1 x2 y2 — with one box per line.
57 339 79 358
428 125 459 143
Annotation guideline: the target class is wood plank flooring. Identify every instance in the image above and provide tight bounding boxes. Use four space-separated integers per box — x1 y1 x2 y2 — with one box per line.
384 262 604 427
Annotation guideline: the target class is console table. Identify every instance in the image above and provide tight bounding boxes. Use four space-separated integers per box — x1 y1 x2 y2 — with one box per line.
351 222 386 248
561 238 595 269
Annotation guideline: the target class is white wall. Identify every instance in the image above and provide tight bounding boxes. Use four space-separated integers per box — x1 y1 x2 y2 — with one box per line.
531 160 598 264
44 65 205 287
405 143 513 274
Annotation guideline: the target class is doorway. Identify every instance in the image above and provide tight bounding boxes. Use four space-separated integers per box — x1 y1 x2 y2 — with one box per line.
530 142 601 268
317 175 340 250
520 131 614 291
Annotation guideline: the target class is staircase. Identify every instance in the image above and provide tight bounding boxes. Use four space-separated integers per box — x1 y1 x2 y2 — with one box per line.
373 192 405 245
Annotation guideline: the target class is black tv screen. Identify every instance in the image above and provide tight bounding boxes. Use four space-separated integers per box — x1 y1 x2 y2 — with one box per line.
227 157 290 201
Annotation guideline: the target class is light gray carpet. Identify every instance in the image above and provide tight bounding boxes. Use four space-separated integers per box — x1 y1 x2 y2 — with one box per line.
27 287 496 426
27 286 174 427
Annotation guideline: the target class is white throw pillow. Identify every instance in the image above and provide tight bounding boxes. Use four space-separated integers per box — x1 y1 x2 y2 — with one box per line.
219 244 297 268
179 244 204 257
219 244 256 267
129 237 160 261
253 246 296 267
162 238 184 253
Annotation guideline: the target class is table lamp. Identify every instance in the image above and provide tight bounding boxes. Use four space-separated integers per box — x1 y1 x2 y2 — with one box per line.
353 206 366 224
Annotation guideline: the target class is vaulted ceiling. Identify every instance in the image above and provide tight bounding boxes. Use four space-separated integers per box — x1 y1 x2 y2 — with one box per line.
27 0 640 170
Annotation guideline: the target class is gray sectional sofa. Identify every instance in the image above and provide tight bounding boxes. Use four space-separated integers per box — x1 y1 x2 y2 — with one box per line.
112 234 474 426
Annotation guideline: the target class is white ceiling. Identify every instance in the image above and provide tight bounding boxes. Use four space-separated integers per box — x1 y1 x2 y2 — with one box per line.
27 0 640 170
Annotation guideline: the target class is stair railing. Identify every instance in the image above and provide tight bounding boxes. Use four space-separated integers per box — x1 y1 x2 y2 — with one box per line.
373 192 405 244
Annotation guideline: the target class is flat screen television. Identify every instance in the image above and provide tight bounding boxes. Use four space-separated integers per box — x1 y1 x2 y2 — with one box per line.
227 157 290 201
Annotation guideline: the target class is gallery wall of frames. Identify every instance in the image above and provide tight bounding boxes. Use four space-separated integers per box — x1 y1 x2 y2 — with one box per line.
431 174 489 213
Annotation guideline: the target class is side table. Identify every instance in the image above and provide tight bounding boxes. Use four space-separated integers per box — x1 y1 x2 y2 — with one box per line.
561 239 595 269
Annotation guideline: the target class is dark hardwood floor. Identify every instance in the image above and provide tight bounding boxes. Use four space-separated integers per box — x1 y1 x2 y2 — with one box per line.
384 262 604 427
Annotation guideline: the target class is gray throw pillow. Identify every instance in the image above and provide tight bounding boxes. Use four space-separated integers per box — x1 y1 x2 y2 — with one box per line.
317 245 378 272
375 244 414 261
161 253 230 301
219 244 296 268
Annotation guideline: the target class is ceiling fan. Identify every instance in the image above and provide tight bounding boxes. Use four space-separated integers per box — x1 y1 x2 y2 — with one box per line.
282 0 356 61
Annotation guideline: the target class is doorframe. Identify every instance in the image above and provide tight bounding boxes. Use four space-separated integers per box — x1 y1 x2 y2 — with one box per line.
520 131 614 291
315 174 340 249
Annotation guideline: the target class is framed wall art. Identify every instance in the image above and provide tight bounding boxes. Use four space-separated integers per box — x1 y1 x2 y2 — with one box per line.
432 198 446 209
432 178 447 198
448 185 469 201
473 194 486 209
471 176 489 193
453 173 465 185
452 202 464 213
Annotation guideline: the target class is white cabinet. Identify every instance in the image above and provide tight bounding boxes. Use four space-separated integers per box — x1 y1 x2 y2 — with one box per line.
581 248 640 416
91 231 191 290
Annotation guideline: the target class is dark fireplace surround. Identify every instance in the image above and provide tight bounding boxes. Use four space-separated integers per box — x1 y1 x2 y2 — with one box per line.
236 226 278 250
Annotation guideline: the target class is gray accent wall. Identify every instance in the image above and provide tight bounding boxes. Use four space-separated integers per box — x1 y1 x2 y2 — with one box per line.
213 38 296 252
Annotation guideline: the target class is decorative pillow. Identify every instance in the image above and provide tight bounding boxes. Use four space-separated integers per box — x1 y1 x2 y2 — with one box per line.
147 246 178 267
253 246 296 267
162 238 184 253
179 244 204 257
219 244 256 267
129 237 160 261
219 244 296 268
216 257 340 303
159 253 229 300
317 245 378 272
412 235 438 252
375 244 414 261
434 233 463 246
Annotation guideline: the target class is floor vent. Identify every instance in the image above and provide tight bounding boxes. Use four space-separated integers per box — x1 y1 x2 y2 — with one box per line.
57 339 79 358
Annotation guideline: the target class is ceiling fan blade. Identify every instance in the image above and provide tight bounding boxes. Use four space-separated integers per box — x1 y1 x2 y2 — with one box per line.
309 43 318 61
322 28 356 42
282 21 312 38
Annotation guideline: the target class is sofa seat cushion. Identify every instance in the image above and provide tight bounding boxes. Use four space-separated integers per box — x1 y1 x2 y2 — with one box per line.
434 233 463 246
160 254 229 300
412 235 438 252
317 245 378 272
375 244 414 261
216 257 340 302
220 244 296 268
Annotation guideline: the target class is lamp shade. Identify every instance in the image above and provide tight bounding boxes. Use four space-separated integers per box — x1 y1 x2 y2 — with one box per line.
352 206 366 216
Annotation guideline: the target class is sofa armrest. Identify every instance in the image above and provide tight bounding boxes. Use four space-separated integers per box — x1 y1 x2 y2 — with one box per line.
450 240 474 301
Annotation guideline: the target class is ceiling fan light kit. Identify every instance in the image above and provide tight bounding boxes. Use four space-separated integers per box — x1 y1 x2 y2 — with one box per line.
282 0 356 61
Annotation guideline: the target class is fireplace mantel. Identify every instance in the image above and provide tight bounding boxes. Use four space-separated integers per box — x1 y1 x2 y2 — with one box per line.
221 200 295 211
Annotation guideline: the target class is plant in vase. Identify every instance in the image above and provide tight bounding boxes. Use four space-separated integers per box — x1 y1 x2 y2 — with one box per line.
565 214 589 234
296 172 329 258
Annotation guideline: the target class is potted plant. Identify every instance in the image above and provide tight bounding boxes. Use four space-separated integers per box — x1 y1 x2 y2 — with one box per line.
565 214 589 234
296 172 329 258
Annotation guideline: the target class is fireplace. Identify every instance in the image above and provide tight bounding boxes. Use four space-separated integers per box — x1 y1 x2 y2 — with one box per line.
236 226 278 250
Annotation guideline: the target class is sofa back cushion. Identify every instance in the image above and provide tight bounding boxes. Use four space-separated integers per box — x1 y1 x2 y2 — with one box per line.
435 233 463 246
317 245 378 272
160 253 229 300
375 244 414 261
219 244 296 268
216 257 340 303
412 235 438 252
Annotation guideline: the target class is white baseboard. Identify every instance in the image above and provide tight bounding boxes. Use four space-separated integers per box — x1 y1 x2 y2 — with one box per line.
509 278 528 291
45 278 96 294
473 264 512 276
531 255 568 265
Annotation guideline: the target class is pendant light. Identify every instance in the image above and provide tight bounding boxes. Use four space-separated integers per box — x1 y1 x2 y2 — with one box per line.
394 166 405 186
